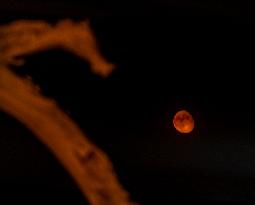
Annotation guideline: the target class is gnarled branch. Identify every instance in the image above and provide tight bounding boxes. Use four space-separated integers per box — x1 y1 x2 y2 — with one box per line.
0 19 136 205
0 19 114 77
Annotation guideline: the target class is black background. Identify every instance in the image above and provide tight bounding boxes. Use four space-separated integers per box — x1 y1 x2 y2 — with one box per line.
1 1 255 204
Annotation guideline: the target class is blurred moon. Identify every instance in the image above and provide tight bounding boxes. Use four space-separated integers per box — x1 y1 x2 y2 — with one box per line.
173 110 194 134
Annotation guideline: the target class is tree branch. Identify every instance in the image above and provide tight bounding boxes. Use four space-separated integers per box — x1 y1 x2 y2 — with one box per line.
0 19 137 205
0 19 114 77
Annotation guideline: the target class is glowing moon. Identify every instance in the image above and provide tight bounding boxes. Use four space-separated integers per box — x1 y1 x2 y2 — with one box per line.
173 110 194 134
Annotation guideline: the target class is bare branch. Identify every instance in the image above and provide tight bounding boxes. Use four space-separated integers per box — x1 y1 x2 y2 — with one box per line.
0 19 137 205
0 19 114 77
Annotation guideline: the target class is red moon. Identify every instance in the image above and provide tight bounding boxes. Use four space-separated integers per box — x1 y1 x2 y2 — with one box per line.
173 110 194 134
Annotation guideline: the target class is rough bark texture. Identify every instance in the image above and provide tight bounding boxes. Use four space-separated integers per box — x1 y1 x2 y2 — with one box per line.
0 20 136 205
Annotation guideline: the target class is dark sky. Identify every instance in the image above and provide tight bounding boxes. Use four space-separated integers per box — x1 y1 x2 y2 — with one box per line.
0 0 255 20
1 1 255 204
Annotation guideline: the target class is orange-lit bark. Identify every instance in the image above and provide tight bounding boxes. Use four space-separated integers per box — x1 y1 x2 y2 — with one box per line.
0 20 114 77
0 20 136 205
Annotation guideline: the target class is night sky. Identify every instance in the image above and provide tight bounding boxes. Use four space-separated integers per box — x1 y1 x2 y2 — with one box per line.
1 1 255 204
